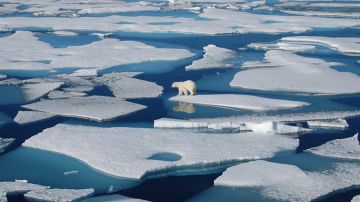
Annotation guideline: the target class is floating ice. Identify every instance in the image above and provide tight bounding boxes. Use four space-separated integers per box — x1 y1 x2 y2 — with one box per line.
309 133 360 160
282 36 360 56
0 192 5 202
0 137 14 153
244 122 310 134
185 45 238 71
248 41 316 52
0 181 49 196
0 75 6 80
47 90 87 99
14 111 57 125
22 96 146 122
231 50 360 95
0 31 196 75
82 194 148 202
95 73 163 99
156 110 360 129
24 188 94 202
353 195 360 202
307 118 349 129
24 123 297 180
207 160 360 202
170 94 309 111
70 69 98 77
21 82 64 103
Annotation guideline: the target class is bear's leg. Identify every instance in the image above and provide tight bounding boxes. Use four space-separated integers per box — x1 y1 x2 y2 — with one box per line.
189 89 195 96
178 88 182 96
183 88 188 96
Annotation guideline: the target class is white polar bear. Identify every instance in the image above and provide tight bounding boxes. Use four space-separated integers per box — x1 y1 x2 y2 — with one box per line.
171 80 197 96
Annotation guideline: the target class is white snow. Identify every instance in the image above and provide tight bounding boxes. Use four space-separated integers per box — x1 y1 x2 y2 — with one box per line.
230 50 360 95
0 192 6 202
21 82 64 103
22 96 147 122
95 73 163 99
47 90 87 99
170 94 309 111
0 137 14 153
23 123 298 180
14 111 56 125
82 194 148 202
282 36 360 55
155 110 360 129
0 181 49 196
247 41 316 52
0 31 196 75
244 122 310 134
24 188 94 202
185 45 238 71
353 195 360 202
309 133 360 160
307 118 349 129
213 160 360 202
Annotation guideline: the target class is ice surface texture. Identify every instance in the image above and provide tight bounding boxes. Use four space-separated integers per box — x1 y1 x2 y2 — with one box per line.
24 188 94 202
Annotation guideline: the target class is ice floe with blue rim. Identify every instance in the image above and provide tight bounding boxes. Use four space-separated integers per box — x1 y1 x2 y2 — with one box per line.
169 94 310 111
23 123 297 181
308 133 360 160
189 160 360 202
22 96 146 122
230 50 360 95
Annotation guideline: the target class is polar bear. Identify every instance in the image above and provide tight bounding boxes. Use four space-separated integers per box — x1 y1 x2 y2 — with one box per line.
171 80 197 96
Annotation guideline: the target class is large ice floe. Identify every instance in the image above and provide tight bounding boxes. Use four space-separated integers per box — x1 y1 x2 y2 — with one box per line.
281 36 360 56
23 123 297 180
230 50 360 95
94 73 163 99
185 45 238 71
155 109 360 130
0 31 196 75
20 82 64 103
169 94 309 111
191 160 360 202
14 111 57 125
82 194 148 202
307 118 349 129
24 188 94 202
0 181 49 197
22 96 146 121
2 7 360 36
0 137 14 153
308 133 360 160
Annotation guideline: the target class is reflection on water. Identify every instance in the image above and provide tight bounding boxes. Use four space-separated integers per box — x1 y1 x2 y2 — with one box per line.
173 102 196 114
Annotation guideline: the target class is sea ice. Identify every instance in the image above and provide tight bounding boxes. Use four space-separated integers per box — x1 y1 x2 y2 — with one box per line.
309 133 360 160
0 31 196 75
282 36 360 56
14 111 57 125
170 94 309 111
244 122 310 134
95 73 163 99
230 50 360 95
307 118 349 129
185 45 238 71
353 195 360 202
23 123 298 180
22 96 147 121
82 194 148 202
0 192 6 202
0 75 6 80
247 41 316 52
21 82 64 103
47 90 87 99
24 188 94 202
192 160 360 202
0 181 49 196
0 137 14 153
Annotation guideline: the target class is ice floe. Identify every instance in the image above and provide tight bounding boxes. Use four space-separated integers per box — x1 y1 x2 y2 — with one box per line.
24 123 298 180
0 31 196 75
14 111 57 125
0 192 6 202
353 195 360 202
47 90 87 99
247 41 316 52
307 118 349 129
231 50 360 95
0 181 49 196
309 133 359 160
0 75 6 80
170 94 309 111
95 73 163 99
185 45 238 71
22 96 146 121
0 137 14 153
155 110 360 129
282 36 360 56
197 160 360 202
21 82 64 103
24 188 94 202
82 194 148 202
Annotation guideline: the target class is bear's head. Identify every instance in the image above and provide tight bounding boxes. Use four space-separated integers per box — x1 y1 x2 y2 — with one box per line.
171 82 178 88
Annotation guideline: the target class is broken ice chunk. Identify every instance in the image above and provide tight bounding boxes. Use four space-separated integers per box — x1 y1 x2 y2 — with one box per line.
0 181 49 196
307 118 349 129
14 111 56 125
21 82 63 103
24 188 94 202
0 137 14 153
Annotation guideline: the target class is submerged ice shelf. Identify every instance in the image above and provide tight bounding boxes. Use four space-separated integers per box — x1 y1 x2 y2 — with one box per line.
23 123 297 180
